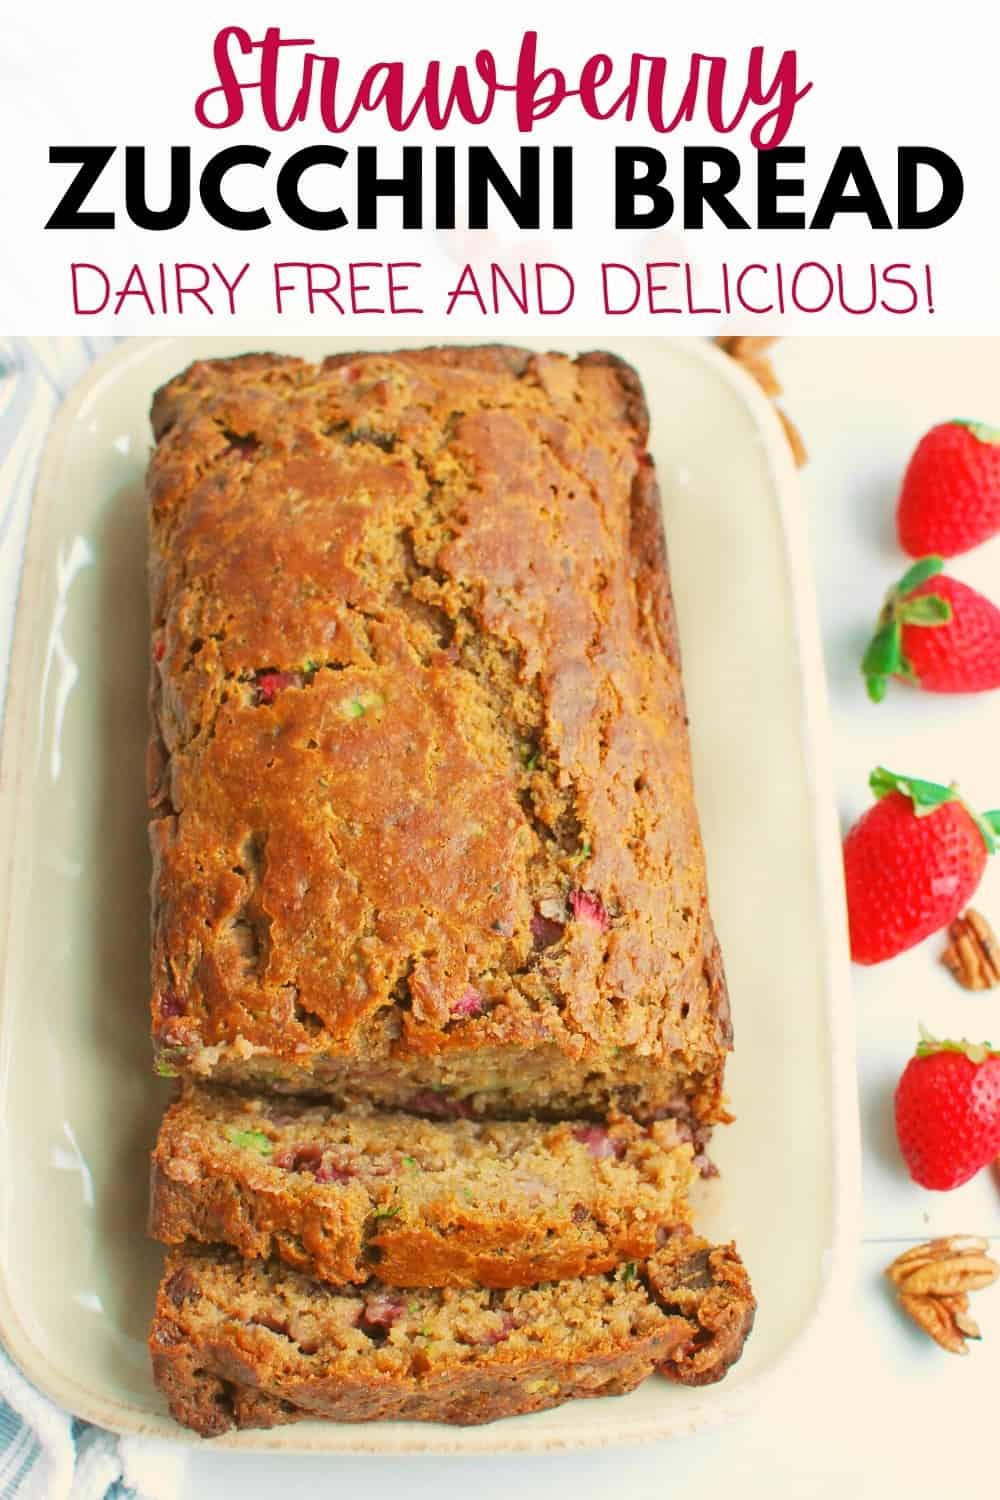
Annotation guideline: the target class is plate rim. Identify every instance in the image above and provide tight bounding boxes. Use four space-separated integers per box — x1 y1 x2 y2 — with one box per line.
0 334 861 1453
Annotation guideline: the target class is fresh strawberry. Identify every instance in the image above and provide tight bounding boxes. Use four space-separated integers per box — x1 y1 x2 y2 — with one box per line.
898 419 1000 558
843 767 1000 964
894 1031 1000 1190
862 556 1000 700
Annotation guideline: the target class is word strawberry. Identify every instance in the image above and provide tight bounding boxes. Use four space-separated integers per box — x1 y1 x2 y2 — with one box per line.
843 767 1000 964
898 419 1000 558
894 1031 1000 1190
862 557 1000 700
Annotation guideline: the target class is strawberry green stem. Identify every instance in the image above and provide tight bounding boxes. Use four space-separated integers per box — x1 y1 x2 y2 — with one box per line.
914 1025 998 1064
951 418 1000 445
896 556 946 595
861 557 951 704
869 767 999 854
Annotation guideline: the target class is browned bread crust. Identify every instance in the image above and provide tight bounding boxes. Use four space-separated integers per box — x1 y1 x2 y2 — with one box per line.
146 346 730 1125
651 1233 757 1388
150 1085 696 1288
150 1230 755 1436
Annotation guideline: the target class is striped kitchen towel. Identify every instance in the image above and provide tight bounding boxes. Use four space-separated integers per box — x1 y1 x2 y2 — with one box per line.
0 1345 184 1500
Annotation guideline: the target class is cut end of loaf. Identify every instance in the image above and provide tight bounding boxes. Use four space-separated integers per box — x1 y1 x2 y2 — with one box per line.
150 1230 756 1436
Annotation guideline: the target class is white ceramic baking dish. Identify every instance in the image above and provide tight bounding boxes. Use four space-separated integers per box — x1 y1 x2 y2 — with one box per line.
0 336 860 1452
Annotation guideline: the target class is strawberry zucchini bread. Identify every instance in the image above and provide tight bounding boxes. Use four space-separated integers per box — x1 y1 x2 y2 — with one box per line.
144 345 752 1434
146 345 731 1132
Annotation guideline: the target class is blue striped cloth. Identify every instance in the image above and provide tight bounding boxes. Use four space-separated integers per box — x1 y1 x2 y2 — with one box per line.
0 339 183 1500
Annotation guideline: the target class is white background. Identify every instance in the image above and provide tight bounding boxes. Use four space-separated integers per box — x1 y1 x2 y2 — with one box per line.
1 0 999 332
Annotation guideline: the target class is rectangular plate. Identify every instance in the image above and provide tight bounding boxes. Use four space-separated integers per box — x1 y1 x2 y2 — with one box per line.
0 336 859 1452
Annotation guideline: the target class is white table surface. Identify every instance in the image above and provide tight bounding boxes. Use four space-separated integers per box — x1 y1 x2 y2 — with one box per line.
3 337 999 1498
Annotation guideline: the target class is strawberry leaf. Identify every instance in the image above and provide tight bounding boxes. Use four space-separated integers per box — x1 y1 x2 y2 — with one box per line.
863 560 951 702
862 622 902 677
869 766 955 815
861 621 903 703
914 1027 998 1063
897 594 952 626
896 556 945 596
971 809 1000 856
951 418 1000 445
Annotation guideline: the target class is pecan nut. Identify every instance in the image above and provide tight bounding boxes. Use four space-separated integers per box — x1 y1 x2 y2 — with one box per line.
777 408 808 468
898 1292 980 1355
714 335 779 359
886 1237 999 1355
714 337 808 467
941 909 1000 991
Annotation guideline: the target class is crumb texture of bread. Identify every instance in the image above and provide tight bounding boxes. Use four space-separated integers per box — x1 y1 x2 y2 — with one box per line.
149 1230 755 1436
150 1085 696 1288
144 347 751 1439
146 346 730 1124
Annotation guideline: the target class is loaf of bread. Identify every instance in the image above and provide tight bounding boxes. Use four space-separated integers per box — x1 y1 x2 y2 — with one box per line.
150 1231 755 1436
146 346 730 1131
150 1086 696 1288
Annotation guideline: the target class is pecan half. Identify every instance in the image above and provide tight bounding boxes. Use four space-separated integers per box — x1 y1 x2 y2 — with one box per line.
886 1237 999 1355
777 408 808 468
714 337 807 467
897 1292 981 1355
715 336 779 359
941 909 1000 991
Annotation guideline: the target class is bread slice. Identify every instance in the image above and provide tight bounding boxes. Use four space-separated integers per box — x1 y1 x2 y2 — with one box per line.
150 1086 696 1288
150 1231 755 1435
